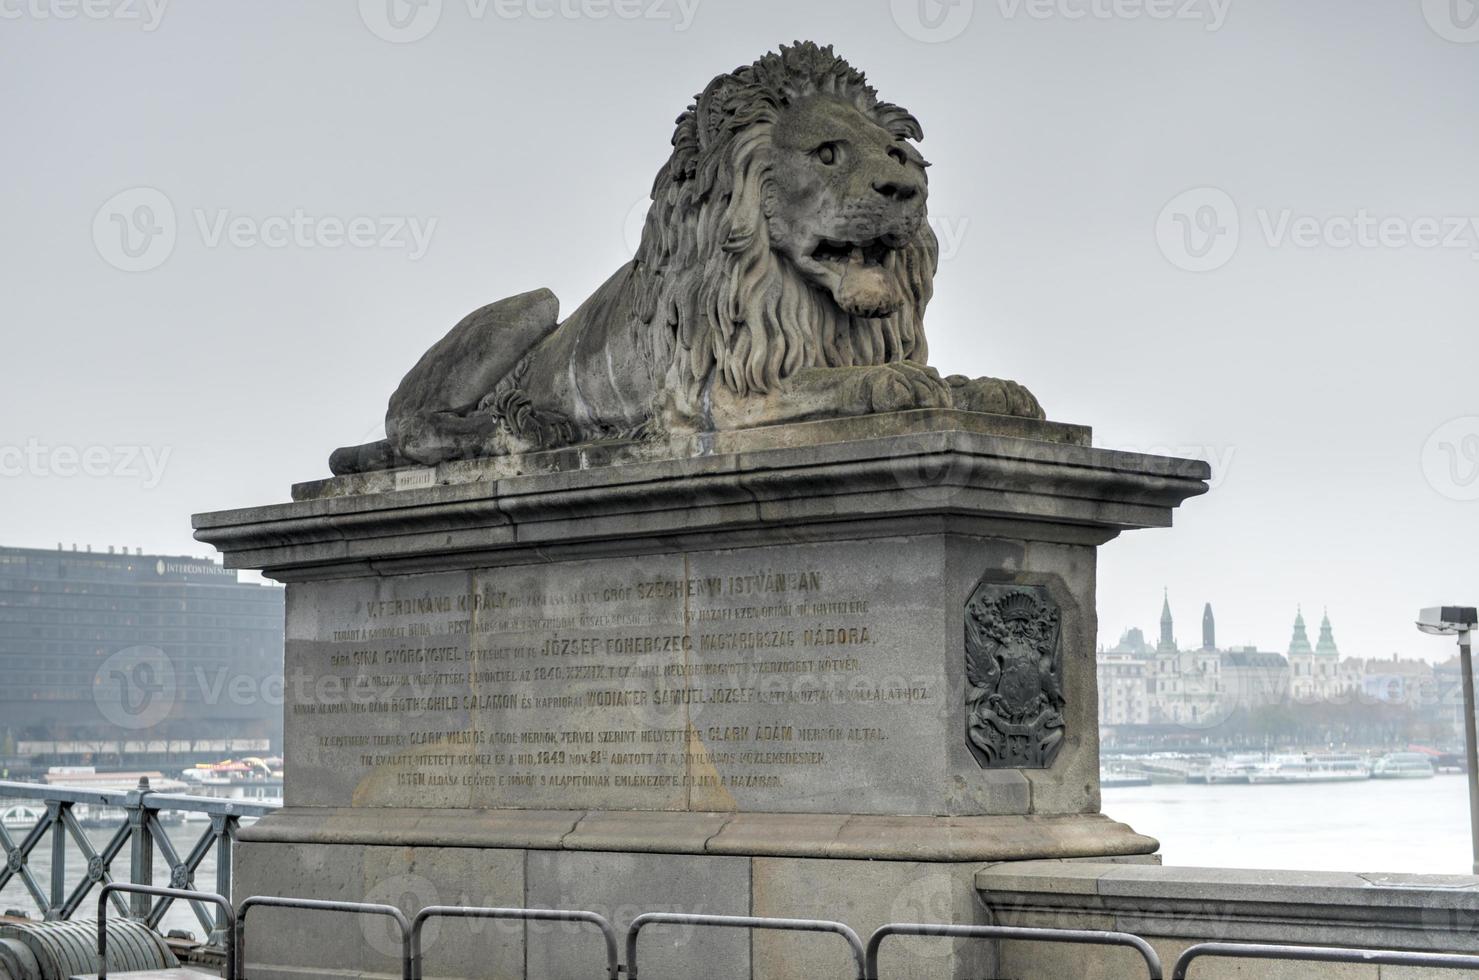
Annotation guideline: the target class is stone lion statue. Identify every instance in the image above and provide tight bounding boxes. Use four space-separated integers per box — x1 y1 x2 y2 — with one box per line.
330 41 1043 475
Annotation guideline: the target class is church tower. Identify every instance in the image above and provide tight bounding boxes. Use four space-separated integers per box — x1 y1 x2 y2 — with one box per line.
1288 607 1313 657
1158 589 1176 652
1202 603 1216 652
1315 609 1340 658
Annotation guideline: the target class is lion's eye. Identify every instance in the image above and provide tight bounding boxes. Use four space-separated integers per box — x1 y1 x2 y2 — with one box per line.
814 143 839 166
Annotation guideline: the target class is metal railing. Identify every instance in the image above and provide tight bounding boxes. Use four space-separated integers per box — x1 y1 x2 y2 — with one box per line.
0 777 278 945
22 876 1479 980
1172 940 1479 978
626 912 866 980
866 923 1163 979
97 883 236 980
411 906 619 980
237 896 411 980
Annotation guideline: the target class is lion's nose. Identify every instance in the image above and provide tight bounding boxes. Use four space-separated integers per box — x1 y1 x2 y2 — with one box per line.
872 176 921 203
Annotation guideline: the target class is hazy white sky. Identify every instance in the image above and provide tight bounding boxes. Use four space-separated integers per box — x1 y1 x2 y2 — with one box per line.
2 0 1476 660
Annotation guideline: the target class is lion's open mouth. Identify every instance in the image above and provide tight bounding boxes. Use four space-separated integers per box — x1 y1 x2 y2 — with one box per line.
806 236 904 318
811 237 895 269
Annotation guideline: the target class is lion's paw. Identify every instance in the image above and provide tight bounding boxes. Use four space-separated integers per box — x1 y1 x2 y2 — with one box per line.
847 363 952 414
945 375 1046 420
478 388 578 452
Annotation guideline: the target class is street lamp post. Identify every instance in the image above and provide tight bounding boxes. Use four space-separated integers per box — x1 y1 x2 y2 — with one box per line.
1417 606 1479 874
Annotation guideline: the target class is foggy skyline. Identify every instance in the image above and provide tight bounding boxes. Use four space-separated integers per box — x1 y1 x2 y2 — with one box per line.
3 0 1477 662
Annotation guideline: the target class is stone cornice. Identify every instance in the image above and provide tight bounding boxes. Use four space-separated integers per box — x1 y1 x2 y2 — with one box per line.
194 412 1210 579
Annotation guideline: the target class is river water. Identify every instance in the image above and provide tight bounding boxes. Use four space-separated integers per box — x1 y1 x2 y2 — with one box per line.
1104 773 1475 874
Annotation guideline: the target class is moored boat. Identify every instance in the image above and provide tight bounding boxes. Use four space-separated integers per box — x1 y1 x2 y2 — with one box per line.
1371 752 1436 779
1247 753 1370 784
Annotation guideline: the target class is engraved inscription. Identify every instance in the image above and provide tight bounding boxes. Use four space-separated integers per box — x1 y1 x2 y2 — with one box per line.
284 544 944 813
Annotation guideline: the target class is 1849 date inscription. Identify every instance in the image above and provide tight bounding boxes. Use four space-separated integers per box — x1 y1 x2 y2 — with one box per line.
286 546 940 813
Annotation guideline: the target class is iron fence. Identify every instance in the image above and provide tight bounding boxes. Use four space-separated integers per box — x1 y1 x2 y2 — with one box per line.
1171 940 1479 978
0 777 277 946
12 876 1479 979
7 781 1479 978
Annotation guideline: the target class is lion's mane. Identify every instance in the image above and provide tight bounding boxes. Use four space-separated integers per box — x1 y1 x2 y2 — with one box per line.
629 42 940 402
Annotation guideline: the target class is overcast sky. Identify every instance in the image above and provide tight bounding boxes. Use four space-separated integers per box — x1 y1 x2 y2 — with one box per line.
3 0 1476 661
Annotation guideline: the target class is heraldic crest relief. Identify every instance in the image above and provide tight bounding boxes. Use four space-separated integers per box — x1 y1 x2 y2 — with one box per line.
964 582 1066 769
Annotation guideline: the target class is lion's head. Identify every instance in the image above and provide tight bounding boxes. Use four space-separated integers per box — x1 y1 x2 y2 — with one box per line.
632 42 939 399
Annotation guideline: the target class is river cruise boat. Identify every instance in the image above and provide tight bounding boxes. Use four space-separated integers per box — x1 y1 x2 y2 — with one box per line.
1246 753 1370 784
1205 754 1265 784
1371 752 1436 779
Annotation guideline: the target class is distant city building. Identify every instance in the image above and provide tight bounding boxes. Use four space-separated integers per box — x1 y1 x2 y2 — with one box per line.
1097 651 1150 726
1100 593 1461 746
1288 607 1342 701
1109 627 1151 657
1220 647 1290 708
1355 654 1436 707
1148 594 1223 727
0 544 284 765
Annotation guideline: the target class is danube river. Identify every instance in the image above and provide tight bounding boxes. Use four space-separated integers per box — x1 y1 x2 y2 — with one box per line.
1105 773 1475 874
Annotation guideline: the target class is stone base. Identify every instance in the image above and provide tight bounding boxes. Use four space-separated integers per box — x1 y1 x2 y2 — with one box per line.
238 806 1157 862
976 860 1479 979
236 840 992 979
232 808 1154 979
199 414 1209 979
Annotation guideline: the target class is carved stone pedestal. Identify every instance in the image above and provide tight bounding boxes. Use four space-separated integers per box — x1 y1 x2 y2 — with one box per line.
195 410 1207 979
